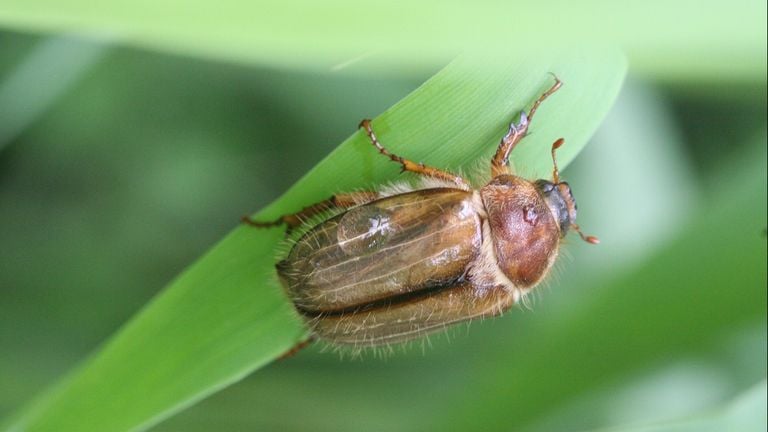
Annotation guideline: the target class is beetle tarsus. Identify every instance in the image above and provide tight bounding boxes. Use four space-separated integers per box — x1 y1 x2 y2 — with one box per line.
491 76 562 177
526 76 562 121
278 337 314 360
241 215 283 228
358 119 471 189
241 192 380 233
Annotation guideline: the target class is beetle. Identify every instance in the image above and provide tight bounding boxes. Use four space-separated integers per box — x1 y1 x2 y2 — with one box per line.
244 76 597 350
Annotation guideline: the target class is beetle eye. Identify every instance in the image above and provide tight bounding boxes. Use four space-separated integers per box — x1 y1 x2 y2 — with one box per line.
537 180 555 193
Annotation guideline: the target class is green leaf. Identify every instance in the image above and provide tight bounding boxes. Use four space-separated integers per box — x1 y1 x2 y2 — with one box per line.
3 52 626 431
0 1 763 82
594 380 767 432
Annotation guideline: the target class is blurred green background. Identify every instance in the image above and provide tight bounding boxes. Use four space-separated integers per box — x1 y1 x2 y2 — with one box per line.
0 1 766 430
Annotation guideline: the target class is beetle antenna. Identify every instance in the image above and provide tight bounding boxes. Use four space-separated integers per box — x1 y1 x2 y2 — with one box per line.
551 138 564 184
571 223 600 244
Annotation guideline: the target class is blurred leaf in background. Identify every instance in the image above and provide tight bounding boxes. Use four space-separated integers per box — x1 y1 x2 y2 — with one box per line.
0 0 766 431
0 0 765 81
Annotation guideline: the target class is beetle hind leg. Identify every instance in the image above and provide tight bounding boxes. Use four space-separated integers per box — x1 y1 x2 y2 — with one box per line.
242 191 379 231
359 119 471 189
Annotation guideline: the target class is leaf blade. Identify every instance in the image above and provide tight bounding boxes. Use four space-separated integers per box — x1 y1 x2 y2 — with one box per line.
4 51 626 431
0 1 762 81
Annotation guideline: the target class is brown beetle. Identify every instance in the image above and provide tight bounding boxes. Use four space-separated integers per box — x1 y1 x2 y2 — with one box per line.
244 76 597 349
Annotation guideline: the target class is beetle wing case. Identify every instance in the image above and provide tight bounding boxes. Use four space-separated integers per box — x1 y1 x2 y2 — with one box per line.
278 188 516 345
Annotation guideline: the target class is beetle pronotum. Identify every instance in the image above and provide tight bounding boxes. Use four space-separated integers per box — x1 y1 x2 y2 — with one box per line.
244 76 597 351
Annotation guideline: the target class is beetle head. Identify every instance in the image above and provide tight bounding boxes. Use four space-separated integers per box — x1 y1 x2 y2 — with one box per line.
534 180 577 237
536 138 599 244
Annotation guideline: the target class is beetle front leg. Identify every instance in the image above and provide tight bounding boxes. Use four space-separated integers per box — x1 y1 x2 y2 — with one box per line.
359 119 471 189
490 75 562 177
242 191 379 231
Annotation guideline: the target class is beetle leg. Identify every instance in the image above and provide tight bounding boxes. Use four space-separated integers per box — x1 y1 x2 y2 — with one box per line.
490 75 562 177
278 336 315 360
241 191 379 231
359 119 471 189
